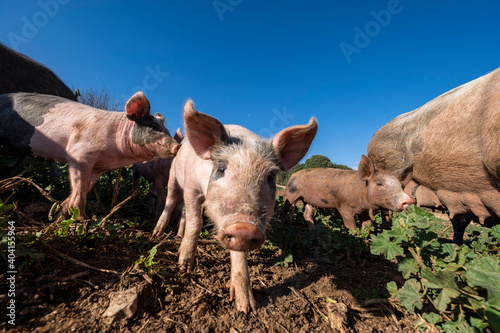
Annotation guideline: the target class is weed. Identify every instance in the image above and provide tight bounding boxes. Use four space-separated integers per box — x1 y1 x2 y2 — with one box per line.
371 205 500 332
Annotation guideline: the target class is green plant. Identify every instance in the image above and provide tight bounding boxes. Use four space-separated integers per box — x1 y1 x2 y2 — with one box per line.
274 253 293 267
135 245 159 272
55 207 81 237
371 205 500 332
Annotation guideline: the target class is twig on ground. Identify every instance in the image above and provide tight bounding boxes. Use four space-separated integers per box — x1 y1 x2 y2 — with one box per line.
14 210 44 226
44 244 121 275
101 188 141 226
275 321 291 333
61 271 91 281
288 287 328 320
191 278 224 299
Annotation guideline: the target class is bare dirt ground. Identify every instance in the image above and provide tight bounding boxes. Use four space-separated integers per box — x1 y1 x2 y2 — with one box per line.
1 195 419 333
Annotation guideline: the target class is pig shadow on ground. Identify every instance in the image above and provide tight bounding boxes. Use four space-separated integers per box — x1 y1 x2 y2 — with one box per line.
255 206 396 310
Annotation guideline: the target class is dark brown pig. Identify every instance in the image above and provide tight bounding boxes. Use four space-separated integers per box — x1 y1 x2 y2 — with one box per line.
0 92 180 218
132 128 184 221
368 67 500 244
152 100 318 313
282 155 414 230
0 43 77 100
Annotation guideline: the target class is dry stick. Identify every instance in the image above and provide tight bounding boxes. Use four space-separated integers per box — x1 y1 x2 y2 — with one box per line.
382 304 402 331
61 270 91 281
288 287 328 320
44 243 121 275
360 298 395 306
101 188 141 226
15 210 44 226
157 231 173 247
190 279 225 299
2 176 59 203
275 321 291 333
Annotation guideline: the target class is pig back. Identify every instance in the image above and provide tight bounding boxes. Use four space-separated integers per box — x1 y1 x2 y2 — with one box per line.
0 43 76 100
368 68 500 190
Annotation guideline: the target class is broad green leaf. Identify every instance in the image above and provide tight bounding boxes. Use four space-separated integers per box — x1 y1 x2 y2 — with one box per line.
469 317 489 333
440 319 475 333
386 227 409 243
422 312 442 326
465 256 500 309
421 267 460 290
370 232 404 260
386 281 398 296
396 279 423 314
433 288 460 312
408 205 436 219
490 225 500 239
484 304 500 333
439 239 458 263
398 257 420 279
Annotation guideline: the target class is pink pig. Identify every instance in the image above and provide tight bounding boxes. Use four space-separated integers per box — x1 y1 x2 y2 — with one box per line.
153 100 318 313
0 92 180 217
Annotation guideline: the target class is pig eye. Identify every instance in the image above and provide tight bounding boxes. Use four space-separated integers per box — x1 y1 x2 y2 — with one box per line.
376 182 384 187
212 161 227 180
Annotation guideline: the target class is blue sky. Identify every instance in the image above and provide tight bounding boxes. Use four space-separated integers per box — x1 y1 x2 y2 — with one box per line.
1 1 500 169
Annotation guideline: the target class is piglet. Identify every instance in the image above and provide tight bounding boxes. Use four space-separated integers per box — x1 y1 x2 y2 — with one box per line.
282 155 415 230
153 100 318 313
0 92 180 218
132 128 184 222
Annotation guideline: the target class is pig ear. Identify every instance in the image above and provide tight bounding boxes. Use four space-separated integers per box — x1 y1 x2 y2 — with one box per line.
154 113 166 125
184 100 228 160
394 164 414 187
125 91 151 119
358 155 375 181
174 127 184 144
272 117 318 171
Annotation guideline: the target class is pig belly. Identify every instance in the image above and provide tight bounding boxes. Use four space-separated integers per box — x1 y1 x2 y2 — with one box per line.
29 129 69 162
304 194 337 210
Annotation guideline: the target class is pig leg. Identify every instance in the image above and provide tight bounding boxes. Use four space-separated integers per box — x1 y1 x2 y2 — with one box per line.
303 204 316 229
230 250 256 314
153 176 180 236
338 209 357 230
451 215 470 245
176 201 186 237
153 182 166 222
178 194 204 272
132 167 141 192
63 162 94 218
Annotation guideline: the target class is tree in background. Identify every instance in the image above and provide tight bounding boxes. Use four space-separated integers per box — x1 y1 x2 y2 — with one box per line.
78 87 120 111
276 155 351 186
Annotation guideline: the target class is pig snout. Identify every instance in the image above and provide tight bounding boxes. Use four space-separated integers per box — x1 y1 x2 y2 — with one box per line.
219 222 265 252
398 197 416 210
